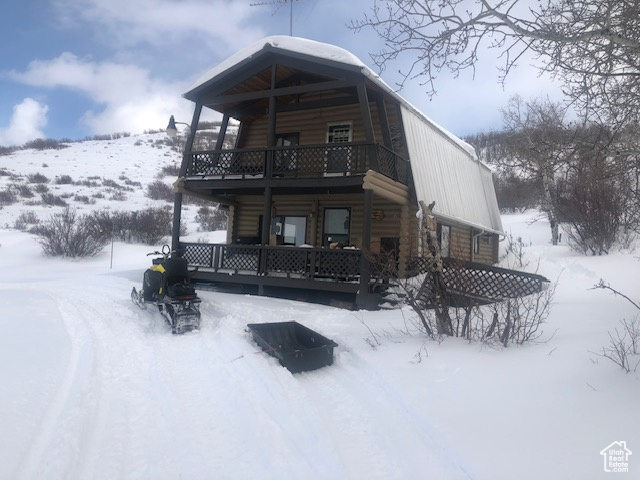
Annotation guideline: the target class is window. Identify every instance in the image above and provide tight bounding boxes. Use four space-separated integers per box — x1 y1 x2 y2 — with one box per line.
327 124 351 143
473 231 480 255
322 208 350 246
438 224 450 258
272 216 307 246
259 215 308 246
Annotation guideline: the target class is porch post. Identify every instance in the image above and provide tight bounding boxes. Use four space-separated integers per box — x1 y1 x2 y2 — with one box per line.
258 185 273 296
358 188 374 309
171 195 184 252
215 114 230 150
171 103 202 252
260 185 273 246
357 82 377 171
265 63 277 178
374 94 393 149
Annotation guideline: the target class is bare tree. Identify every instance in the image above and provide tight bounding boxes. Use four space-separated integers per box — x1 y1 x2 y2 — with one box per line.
498 95 572 244
557 124 625 254
591 280 640 372
351 1 640 127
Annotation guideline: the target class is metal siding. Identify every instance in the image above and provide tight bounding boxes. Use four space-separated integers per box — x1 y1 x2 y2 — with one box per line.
400 105 503 234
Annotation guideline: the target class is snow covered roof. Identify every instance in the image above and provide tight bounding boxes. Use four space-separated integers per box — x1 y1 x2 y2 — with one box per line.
187 36 365 92
186 36 503 234
186 36 476 158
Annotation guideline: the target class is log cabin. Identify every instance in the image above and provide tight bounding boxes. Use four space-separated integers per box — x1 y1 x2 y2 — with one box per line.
170 36 505 309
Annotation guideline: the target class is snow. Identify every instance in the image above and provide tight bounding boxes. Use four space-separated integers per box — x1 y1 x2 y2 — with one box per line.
186 36 366 96
1 134 639 479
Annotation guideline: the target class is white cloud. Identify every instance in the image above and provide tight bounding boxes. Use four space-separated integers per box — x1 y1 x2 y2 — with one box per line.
388 48 566 136
9 53 197 135
0 98 49 147
52 0 265 54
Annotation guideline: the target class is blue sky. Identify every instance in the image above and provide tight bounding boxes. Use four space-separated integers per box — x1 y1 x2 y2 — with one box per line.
0 0 561 146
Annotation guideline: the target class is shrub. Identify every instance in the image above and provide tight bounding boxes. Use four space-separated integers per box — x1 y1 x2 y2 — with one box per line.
87 207 173 245
34 184 49 194
494 173 541 213
34 208 108 257
196 205 227 231
183 195 208 206
27 173 49 184
146 180 174 201
86 209 122 240
124 179 142 187
76 179 99 187
16 184 34 198
560 169 622 255
22 138 69 150
0 146 16 156
0 189 17 206
41 193 68 206
102 178 122 189
14 211 40 231
109 190 128 201
160 164 180 176
73 194 95 204
128 207 173 244
55 174 73 184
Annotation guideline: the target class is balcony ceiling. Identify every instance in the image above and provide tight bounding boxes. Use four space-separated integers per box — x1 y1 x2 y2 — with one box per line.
207 63 363 122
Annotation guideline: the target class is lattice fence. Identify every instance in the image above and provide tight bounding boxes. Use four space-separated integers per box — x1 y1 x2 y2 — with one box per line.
184 143 409 182
187 149 265 177
181 243 362 280
409 256 549 302
317 250 360 279
266 248 308 274
182 243 214 267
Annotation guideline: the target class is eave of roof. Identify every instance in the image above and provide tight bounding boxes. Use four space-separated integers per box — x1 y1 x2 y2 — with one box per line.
185 36 476 159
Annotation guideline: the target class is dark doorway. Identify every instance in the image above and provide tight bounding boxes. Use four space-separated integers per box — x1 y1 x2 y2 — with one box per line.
322 208 350 246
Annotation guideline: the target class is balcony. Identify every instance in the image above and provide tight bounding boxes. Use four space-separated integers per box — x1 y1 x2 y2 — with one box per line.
185 142 409 185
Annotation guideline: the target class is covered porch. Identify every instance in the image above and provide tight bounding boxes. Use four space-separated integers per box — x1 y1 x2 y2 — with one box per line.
179 242 549 309
180 242 376 307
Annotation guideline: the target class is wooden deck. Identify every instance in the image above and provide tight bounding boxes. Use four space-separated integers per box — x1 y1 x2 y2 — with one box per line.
181 242 549 308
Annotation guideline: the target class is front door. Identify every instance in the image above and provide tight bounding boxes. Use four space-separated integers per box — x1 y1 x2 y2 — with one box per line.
274 133 299 173
322 208 350 247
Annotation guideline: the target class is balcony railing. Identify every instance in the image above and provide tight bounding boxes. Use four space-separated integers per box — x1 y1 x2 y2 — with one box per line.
181 243 363 281
185 142 409 184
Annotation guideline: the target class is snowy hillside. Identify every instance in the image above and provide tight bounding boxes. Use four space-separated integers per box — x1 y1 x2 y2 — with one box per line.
0 134 639 479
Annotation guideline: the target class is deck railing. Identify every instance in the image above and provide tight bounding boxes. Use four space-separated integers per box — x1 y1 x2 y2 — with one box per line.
181 243 363 281
185 142 409 184
408 256 549 302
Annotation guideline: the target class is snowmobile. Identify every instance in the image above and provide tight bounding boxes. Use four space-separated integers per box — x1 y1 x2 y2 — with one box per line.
131 245 201 334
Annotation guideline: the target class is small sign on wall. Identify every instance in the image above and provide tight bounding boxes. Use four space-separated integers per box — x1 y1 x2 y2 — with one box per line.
372 210 385 221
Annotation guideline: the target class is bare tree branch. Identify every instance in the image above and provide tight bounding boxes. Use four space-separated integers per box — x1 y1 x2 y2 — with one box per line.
351 1 640 126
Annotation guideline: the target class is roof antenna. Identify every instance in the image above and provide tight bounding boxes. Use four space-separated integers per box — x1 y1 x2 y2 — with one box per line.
249 0 303 36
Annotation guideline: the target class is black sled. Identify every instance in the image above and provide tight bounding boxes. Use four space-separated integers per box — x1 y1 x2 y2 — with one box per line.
131 245 201 334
